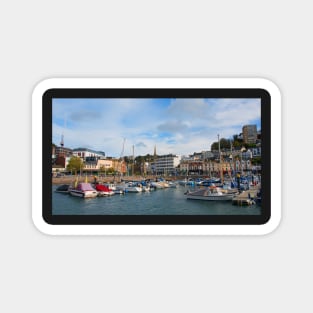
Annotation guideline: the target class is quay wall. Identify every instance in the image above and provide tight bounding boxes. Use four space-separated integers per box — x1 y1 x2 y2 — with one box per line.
52 175 186 185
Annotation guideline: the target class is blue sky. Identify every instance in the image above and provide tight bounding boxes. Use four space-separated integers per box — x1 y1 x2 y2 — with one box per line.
52 98 261 157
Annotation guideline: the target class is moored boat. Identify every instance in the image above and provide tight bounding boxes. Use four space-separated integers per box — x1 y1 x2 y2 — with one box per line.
185 186 235 201
150 181 164 189
55 184 70 193
102 183 117 191
124 182 143 193
69 183 98 198
95 184 115 196
200 178 223 187
178 178 195 186
114 189 125 194
168 181 177 188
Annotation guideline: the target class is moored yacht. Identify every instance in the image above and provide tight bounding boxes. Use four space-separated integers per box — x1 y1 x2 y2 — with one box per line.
69 182 98 198
185 186 235 201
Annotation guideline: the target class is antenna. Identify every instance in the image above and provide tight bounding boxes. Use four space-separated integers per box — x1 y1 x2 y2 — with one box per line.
132 145 135 176
60 115 66 148
120 138 126 159
60 133 64 147
119 138 126 176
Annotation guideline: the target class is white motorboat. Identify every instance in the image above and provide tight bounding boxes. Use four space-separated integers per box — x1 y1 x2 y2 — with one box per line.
69 183 98 198
150 181 164 189
124 182 143 193
159 181 169 188
178 178 195 186
168 181 177 188
114 189 125 194
185 186 235 201
126 186 142 192
142 185 151 192
102 183 117 191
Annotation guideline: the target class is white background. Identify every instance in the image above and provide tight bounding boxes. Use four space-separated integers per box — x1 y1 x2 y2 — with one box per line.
0 1 310 312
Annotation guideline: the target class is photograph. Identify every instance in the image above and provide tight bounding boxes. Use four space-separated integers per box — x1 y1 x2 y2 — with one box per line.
51 97 262 216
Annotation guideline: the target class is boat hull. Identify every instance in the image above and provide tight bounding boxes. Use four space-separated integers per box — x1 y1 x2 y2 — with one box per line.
55 184 70 193
69 190 98 198
125 186 142 192
150 182 164 189
114 189 125 194
186 194 234 201
97 191 114 196
185 187 235 201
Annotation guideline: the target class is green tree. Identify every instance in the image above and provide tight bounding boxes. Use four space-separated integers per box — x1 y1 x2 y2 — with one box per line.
135 155 144 164
244 143 257 149
251 157 261 165
99 165 106 176
220 138 231 150
232 134 243 148
232 140 242 148
211 142 218 151
211 138 231 151
106 167 115 175
66 156 84 175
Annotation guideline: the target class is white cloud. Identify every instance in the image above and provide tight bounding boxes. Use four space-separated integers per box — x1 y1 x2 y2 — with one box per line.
53 98 260 157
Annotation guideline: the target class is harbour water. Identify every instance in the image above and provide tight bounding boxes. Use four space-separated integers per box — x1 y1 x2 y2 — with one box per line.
52 184 261 215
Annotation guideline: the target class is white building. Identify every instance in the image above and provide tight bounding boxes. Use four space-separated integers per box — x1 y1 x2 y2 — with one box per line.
154 154 181 175
251 146 261 157
72 148 105 159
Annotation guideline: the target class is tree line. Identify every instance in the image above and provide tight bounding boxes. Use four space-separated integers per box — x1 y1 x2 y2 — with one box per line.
210 135 257 151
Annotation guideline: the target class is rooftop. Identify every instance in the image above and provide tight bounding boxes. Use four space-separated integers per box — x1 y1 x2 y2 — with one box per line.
72 148 105 156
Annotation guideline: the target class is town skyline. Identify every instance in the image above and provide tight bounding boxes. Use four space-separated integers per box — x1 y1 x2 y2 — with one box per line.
53 98 261 157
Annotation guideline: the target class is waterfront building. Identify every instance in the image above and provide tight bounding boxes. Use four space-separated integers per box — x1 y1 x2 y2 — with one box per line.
72 148 105 160
180 160 204 175
242 149 253 159
52 164 64 175
242 125 257 144
201 150 214 160
83 156 103 172
251 145 261 157
180 159 236 177
154 154 181 176
204 160 235 176
52 144 56 160
96 159 113 170
234 158 253 173
79 158 126 175
53 135 73 167
52 156 71 173
54 145 72 168
55 146 73 158
111 158 127 175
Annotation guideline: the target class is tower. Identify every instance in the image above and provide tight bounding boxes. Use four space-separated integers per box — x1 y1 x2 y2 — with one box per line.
60 133 64 147
58 133 65 158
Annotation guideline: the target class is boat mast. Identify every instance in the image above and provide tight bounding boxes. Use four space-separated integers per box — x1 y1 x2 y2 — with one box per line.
230 139 233 179
209 160 212 178
119 138 126 177
132 145 135 176
218 134 223 183
154 145 157 179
